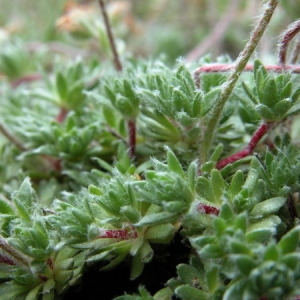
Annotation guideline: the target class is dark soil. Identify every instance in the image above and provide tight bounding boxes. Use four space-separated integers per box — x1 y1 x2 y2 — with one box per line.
63 234 190 299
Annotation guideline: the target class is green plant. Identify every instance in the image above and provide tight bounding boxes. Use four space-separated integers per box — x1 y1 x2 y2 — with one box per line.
0 0 300 299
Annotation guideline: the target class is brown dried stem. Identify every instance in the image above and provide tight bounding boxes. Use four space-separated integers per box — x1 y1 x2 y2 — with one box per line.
98 0 122 72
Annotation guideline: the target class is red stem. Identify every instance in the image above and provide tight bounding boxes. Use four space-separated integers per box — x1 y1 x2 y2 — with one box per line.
194 64 300 88
216 122 272 170
56 107 69 123
0 254 17 266
11 73 42 88
278 19 300 65
99 227 138 240
196 203 219 216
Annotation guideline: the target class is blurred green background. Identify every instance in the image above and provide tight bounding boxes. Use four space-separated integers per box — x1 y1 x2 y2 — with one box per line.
0 0 299 64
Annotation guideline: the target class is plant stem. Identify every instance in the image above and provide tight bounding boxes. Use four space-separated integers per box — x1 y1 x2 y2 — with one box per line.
194 64 300 87
199 0 279 164
0 121 27 151
99 227 138 240
216 122 272 169
56 107 69 123
98 0 122 72
197 203 219 215
98 0 137 159
279 19 300 65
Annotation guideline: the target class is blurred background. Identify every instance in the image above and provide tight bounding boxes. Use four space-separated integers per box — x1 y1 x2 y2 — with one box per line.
0 0 299 65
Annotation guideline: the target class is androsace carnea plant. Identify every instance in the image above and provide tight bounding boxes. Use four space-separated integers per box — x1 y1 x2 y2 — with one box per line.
0 0 300 299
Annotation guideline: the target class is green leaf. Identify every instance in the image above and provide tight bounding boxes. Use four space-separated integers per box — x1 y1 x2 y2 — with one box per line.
264 244 279 261
235 255 256 276
145 223 174 243
206 265 219 293
175 284 209 300
200 244 223 259
11 177 35 221
166 149 185 177
273 98 293 116
0 199 14 215
250 196 286 217
229 171 244 199
196 177 214 203
277 226 300 254
120 206 140 223
201 88 221 116
135 212 176 226
56 72 68 102
255 104 276 121
139 241 153 263
211 169 225 203
260 77 277 108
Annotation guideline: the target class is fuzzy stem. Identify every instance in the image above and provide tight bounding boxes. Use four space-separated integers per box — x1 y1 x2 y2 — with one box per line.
0 121 27 151
290 36 300 64
0 236 31 267
200 0 279 164
216 122 272 169
278 19 300 65
194 64 300 87
98 0 122 72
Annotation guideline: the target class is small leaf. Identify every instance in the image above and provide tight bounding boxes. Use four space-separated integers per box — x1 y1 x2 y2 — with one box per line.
264 244 279 261
56 72 68 102
255 104 276 121
277 226 300 254
201 88 221 116
175 284 209 300
229 171 244 199
166 148 185 177
250 196 286 217
211 169 225 203
145 223 174 243
235 255 256 276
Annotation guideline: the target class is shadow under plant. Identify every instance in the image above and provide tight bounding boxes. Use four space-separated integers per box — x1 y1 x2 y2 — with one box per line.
0 1 300 299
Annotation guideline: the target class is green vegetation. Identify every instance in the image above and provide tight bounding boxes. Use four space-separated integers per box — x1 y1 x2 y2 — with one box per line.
0 1 300 299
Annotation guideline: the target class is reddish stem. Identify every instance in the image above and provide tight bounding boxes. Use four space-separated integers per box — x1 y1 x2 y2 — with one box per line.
216 122 272 170
0 254 17 266
196 203 219 216
56 107 69 123
278 19 300 65
11 73 42 88
128 119 136 159
194 64 300 88
99 227 138 240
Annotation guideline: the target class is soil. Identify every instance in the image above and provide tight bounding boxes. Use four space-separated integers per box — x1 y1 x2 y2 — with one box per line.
63 233 190 299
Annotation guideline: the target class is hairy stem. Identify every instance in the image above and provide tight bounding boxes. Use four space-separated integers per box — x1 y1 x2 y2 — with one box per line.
200 0 279 164
194 64 300 87
216 122 272 169
279 19 300 65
